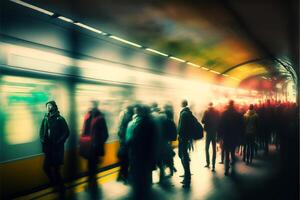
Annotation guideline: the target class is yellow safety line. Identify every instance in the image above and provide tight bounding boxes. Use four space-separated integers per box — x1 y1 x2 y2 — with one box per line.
14 167 120 200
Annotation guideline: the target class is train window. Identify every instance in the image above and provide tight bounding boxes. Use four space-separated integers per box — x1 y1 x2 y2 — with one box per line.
0 76 69 145
75 83 135 142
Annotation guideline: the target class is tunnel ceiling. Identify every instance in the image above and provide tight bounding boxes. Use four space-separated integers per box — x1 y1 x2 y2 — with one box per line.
22 0 298 88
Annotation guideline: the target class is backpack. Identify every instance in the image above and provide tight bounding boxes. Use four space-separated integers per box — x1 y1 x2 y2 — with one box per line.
189 114 204 140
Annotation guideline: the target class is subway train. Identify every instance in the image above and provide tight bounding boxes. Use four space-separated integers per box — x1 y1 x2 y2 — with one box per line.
0 1 262 199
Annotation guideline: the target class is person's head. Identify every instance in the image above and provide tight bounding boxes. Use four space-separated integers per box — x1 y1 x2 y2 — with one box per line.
228 100 234 108
46 100 58 113
181 100 188 108
249 104 254 110
91 100 99 109
208 102 213 107
133 104 142 115
150 102 160 112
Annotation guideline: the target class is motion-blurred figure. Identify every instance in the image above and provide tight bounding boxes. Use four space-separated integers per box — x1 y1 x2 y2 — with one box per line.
80 100 108 186
40 101 69 195
219 100 244 176
243 104 259 165
117 105 134 184
178 100 193 188
202 102 219 171
126 104 156 199
162 104 177 176
150 103 168 183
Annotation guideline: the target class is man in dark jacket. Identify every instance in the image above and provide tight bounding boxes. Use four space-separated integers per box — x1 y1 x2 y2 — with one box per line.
243 104 259 164
40 100 69 193
117 105 133 183
126 104 156 199
202 102 219 171
81 100 109 183
219 100 243 176
178 100 193 188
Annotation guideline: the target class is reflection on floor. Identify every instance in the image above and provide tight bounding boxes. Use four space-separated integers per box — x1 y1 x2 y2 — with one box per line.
21 140 279 200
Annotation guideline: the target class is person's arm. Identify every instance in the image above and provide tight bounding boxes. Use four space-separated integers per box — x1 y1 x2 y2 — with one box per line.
201 111 207 124
178 112 189 139
57 117 70 144
101 117 109 143
39 117 46 143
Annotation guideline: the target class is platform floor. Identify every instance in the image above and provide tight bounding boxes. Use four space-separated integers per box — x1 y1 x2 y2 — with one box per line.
17 141 279 200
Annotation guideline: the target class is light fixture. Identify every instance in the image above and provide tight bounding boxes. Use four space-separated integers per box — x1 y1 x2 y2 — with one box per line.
169 56 186 63
74 22 103 34
201 67 209 70
146 48 168 57
187 62 201 68
210 70 221 75
57 16 74 23
109 35 142 48
222 74 229 77
10 0 54 16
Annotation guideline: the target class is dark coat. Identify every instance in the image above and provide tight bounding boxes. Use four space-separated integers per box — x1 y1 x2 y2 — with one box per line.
178 107 193 141
82 109 109 157
40 111 70 165
201 107 219 136
127 115 156 170
218 107 244 150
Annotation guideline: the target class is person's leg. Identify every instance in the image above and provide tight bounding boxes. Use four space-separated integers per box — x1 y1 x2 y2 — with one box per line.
205 136 210 167
246 137 250 164
230 147 236 174
158 159 165 182
243 143 246 162
88 157 98 184
249 137 254 164
43 156 54 185
212 138 216 171
53 166 65 193
181 143 191 186
220 142 225 164
224 149 230 175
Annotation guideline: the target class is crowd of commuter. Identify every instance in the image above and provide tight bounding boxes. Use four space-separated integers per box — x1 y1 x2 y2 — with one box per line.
39 98 298 199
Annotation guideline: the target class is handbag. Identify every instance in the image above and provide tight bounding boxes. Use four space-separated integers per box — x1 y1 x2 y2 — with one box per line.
79 135 93 159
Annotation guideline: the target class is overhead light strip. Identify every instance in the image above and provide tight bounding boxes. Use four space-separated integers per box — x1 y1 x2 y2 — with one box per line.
10 0 241 79
170 56 186 63
210 70 221 75
10 0 54 16
57 16 74 23
109 35 142 48
75 22 103 34
145 48 168 57
187 62 200 68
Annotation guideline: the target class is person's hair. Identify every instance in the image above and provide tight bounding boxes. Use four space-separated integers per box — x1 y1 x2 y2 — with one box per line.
46 100 58 111
209 102 213 107
249 104 254 110
229 100 234 107
182 100 188 107
91 100 99 108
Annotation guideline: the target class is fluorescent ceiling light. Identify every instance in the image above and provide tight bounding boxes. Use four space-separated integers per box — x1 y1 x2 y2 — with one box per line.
222 74 229 77
187 62 200 68
169 56 186 63
109 35 142 48
201 67 209 70
75 22 103 34
58 16 74 23
10 0 54 16
210 70 221 75
146 48 168 57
